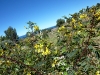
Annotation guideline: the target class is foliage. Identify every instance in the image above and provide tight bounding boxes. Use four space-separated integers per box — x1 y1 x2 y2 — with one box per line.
0 36 6 41
0 3 100 75
25 21 40 37
4 26 18 42
56 18 65 27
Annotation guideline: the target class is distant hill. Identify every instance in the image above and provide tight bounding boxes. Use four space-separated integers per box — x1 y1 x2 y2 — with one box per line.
19 34 26 39
19 25 57 39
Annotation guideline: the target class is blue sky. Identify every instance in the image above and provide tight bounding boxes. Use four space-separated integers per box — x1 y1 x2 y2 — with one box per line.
0 0 100 36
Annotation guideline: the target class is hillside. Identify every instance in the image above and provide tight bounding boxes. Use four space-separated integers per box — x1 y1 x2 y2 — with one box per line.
0 3 100 75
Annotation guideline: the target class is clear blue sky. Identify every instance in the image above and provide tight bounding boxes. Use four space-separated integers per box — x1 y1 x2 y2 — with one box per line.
0 0 100 36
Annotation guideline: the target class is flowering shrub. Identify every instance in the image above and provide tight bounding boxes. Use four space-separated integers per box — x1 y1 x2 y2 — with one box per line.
0 5 100 75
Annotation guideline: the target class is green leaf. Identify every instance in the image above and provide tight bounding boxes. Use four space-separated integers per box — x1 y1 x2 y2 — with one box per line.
81 62 87 66
88 45 93 50
67 49 78 58
63 71 68 75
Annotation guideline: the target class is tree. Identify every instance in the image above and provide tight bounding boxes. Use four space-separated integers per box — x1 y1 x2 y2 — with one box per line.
0 36 6 41
27 21 36 33
56 18 65 27
4 26 18 41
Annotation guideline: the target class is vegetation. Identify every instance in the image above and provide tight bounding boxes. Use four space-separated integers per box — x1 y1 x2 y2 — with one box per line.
4 26 18 42
0 3 100 75
56 18 65 27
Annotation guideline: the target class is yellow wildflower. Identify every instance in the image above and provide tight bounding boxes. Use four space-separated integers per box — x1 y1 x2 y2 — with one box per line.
0 49 3 56
39 44 43 48
27 72 31 75
5 43 7 45
94 10 100 17
97 16 100 21
58 25 65 32
57 30 60 32
54 50 58 54
61 25 65 29
42 47 51 56
96 71 100 75
37 49 43 53
72 18 76 23
34 44 39 49
77 31 81 35
74 25 76 28
64 34 67 36
78 22 82 27
52 63 55 67
0 60 3 65
80 14 87 19
33 25 39 31
37 49 41 53
52 59 57 67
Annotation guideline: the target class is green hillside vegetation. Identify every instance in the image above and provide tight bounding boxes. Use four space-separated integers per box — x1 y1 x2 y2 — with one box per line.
0 3 100 75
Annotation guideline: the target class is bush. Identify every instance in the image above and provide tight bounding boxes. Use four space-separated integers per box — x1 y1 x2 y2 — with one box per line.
56 18 65 27
0 5 100 75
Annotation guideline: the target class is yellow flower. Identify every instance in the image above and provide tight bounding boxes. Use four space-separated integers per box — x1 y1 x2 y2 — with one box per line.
34 44 39 49
96 71 100 75
0 60 3 65
52 63 55 67
80 14 87 19
6 60 11 66
77 31 81 35
57 30 60 32
5 43 7 45
33 25 39 31
78 22 82 27
54 50 58 54
61 25 65 29
7 60 10 63
27 72 31 75
72 18 76 23
64 34 67 36
74 25 76 28
0 49 3 56
42 47 51 56
58 25 65 32
37 49 43 53
39 44 43 48
97 16 100 21
52 59 57 67
37 49 41 53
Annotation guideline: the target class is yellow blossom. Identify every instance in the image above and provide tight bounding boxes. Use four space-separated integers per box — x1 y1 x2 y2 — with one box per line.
77 31 81 35
61 25 65 29
0 49 3 56
42 47 51 56
34 44 39 49
96 71 100 75
0 60 3 65
27 72 31 75
52 63 55 67
57 30 60 32
39 44 43 48
74 25 76 28
52 59 57 67
33 25 39 31
79 14 87 19
72 18 76 23
64 34 67 36
37 49 43 53
58 25 65 32
78 22 82 26
54 50 58 54
5 43 7 45
97 16 100 21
